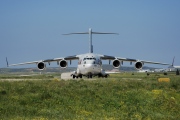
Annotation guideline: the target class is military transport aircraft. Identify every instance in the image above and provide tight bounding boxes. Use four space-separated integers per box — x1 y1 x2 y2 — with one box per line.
155 57 180 72
6 28 170 78
171 57 180 69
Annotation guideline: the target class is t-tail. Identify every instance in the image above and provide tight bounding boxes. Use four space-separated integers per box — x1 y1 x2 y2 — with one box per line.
63 28 118 53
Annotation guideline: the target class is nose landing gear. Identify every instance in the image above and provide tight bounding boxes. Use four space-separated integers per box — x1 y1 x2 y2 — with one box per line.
87 74 92 78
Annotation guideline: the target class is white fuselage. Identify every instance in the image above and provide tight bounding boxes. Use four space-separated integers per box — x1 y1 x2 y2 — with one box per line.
76 53 102 76
173 66 180 69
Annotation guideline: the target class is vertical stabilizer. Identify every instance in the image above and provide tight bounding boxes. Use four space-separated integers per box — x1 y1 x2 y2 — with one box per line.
63 28 118 53
172 56 175 66
6 57 9 67
89 28 93 53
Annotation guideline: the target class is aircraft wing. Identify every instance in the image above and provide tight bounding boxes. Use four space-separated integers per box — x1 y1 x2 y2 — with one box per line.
117 57 170 65
43 55 78 62
6 55 78 67
100 55 170 65
7 60 43 66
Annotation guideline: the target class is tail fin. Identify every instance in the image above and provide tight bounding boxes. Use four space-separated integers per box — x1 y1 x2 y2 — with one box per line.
172 56 175 66
63 28 118 53
6 57 9 67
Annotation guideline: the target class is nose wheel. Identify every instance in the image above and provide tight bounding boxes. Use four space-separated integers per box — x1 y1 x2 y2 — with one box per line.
88 75 92 78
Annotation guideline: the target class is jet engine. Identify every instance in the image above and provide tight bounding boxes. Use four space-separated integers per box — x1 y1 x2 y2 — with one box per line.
134 61 143 70
112 59 121 68
59 60 68 68
37 62 46 70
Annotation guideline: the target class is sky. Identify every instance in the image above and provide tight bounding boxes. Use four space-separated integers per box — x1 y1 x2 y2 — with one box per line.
0 0 180 69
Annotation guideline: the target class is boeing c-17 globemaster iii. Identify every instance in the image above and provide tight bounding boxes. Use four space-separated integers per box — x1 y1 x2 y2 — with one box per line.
6 28 170 78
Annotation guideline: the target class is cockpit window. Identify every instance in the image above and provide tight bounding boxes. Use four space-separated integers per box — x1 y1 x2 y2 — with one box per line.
83 57 96 60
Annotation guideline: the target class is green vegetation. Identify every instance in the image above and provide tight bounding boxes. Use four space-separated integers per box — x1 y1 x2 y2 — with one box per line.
0 73 180 119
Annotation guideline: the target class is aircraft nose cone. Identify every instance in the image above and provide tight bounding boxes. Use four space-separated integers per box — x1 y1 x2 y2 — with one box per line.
86 64 94 69
85 64 95 72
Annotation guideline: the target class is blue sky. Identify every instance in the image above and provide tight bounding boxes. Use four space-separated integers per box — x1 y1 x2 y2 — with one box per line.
0 0 180 68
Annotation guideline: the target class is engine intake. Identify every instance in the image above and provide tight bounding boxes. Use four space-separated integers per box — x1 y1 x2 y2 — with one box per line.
59 60 68 68
135 61 143 70
112 59 121 68
37 62 46 70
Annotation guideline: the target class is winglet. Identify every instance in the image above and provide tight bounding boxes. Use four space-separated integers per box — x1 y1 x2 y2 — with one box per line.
172 56 175 66
6 57 9 67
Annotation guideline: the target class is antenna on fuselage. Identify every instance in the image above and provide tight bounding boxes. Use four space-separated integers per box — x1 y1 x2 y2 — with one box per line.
63 28 118 53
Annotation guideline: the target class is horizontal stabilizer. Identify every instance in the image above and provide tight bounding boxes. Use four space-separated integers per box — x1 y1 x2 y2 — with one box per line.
62 32 89 35
63 32 118 35
92 32 119 35
63 28 119 53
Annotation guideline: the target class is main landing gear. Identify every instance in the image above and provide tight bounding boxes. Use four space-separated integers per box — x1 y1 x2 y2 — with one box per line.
98 74 109 78
71 74 82 79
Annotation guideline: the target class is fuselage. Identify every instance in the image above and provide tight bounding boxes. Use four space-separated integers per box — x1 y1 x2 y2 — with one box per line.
76 53 102 76
173 66 180 69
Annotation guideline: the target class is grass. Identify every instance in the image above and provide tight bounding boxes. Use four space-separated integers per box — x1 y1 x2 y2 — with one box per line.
0 73 180 119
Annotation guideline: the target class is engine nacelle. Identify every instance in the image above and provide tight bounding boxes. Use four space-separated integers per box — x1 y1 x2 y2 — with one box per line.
135 61 143 70
112 59 121 68
37 62 46 70
59 60 68 68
